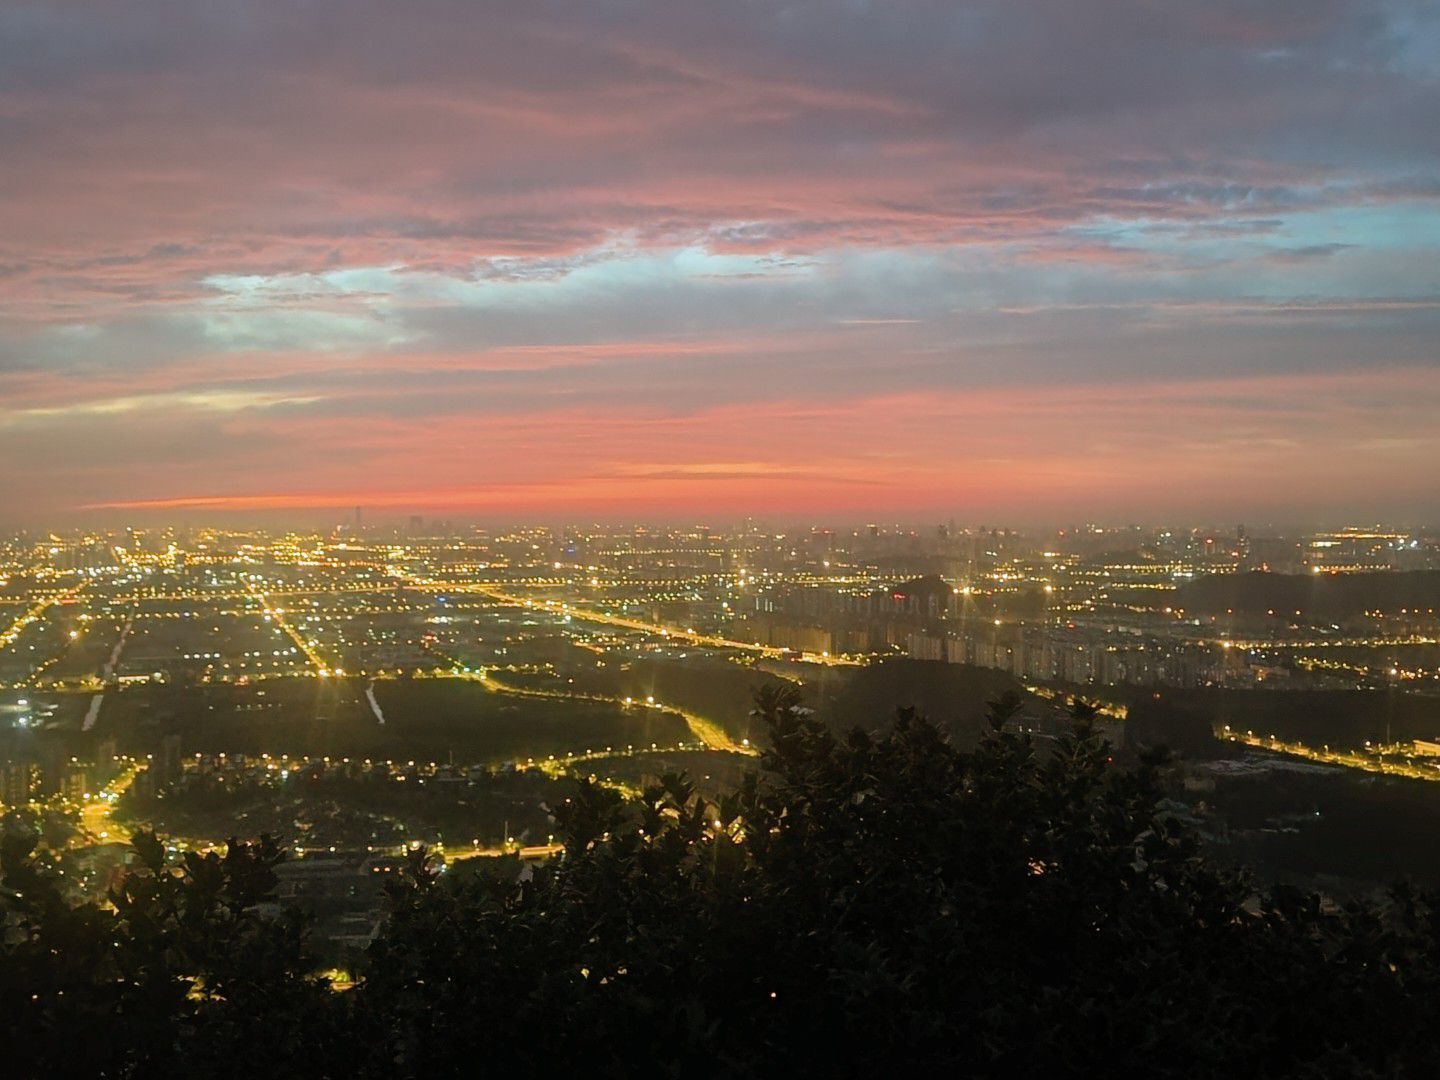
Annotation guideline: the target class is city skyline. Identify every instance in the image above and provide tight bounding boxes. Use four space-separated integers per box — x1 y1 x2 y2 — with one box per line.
3 1 1439 523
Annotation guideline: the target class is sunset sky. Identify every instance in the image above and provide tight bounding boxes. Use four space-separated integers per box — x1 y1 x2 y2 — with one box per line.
2 1 1438 525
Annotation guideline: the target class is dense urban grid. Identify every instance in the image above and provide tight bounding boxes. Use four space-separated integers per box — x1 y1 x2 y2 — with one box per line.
4 520 1439 955
5 517 1440 1076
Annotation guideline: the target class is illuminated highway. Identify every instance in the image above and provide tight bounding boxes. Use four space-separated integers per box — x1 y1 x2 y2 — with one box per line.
246 581 335 676
1222 729 1440 782
76 762 142 847
423 641 757 755
481 668 757 755
1208 635 1439 650
424 579 860 668
0 585 84 651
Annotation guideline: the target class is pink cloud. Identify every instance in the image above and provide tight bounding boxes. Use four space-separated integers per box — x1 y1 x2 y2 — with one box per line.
1 0 1438 523
49 367 1436 522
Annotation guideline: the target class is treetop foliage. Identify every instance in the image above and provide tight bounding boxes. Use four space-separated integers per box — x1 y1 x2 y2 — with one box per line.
4 688 1438 1077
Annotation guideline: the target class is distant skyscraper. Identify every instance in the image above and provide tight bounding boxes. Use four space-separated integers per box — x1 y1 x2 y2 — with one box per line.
158 733 183 785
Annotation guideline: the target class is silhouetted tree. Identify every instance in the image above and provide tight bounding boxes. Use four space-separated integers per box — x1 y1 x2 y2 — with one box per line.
0 830 345 1077
5 690 1439 1077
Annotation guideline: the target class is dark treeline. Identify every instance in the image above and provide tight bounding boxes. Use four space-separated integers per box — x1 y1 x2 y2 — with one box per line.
1129 685 1440 748
4 690 1440 1078
1177 570 1440 618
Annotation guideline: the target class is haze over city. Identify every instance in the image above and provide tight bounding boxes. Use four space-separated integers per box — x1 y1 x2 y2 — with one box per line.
3 1 1438 525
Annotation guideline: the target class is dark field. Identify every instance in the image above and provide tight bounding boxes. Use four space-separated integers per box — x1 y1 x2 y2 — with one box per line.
118 767 567 851
1177 570 1440 618
571 748 757 799
1205 763 1440 891
91 677 692 763
798 659 1029 745
510 655 1032 746
1125 685 1440 750
509 654 791 742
